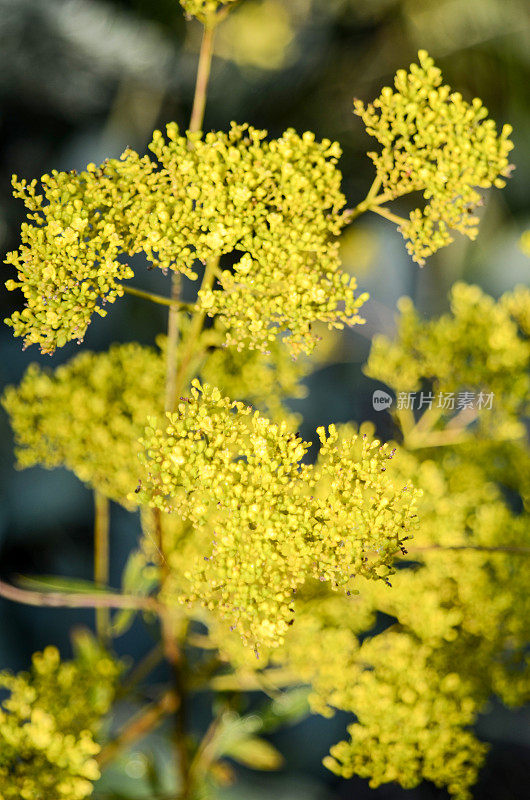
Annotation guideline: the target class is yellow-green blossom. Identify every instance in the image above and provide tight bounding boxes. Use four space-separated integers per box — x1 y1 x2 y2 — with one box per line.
135 382 418 648
1 342 166 506
355 50 513 264
199 321 309 427
324 632 488 800
5 124 367 355
150 124 367 355
0 637 120 800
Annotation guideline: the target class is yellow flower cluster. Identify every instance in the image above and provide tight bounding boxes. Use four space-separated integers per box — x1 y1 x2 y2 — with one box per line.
323 443 529 796
365 282 530 434
135 382 418 648
324 632 487 800
179 0 238 24
192 412 528 798
355 51 514 264
149 123 367 355
5 123 367 355
4 158 140 354
0 640 120 800
366 451 530 663
1 343 166 506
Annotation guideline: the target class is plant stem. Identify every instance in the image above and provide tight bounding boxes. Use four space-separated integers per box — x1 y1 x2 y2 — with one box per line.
405 544 530 555
97 689 179 767
94 491 111 646
0 579 161 611
159 15 220 798
370 205 408 226
119 642 165 698
119 283 194 310
347 186 395 222
165 274 183 412
189 22 217 135
173 255 219 402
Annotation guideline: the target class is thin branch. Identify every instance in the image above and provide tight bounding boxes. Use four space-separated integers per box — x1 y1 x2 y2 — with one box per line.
118 642 165 698
173 255 219 402
165 274 183 412
347 188 395 221
189 23 217 135
94 490 111 645
97 689 179 767
0 579 162 612
119 283 194 311
370 205 408 226
405 544 530 556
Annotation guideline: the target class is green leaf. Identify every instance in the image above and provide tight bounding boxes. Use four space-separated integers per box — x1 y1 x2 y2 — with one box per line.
110 609 136 637
259 688 311 732
109 552 159 637
16 574 113 593
121 551 159 595
224 736 284 771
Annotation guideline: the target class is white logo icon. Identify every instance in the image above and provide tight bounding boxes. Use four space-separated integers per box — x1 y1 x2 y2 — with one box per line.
372 390 392 411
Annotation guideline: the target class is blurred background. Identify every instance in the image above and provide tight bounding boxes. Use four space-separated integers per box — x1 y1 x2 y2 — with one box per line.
0 0 529 797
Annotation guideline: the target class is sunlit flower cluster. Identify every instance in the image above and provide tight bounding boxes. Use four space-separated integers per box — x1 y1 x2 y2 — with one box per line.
135 382 418 648
4 123 367 355
150 123 367 355
325 632 487 800
354 51 513 264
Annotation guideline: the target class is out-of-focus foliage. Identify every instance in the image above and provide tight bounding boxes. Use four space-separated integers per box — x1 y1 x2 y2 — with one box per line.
0 632 120 800
354 51 513 265
1 342 166 506
179 0 239 24
366 282 530 437
214 0 297 70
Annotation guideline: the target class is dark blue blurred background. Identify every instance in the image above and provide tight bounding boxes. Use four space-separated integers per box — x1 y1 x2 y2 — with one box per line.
0 1 529 797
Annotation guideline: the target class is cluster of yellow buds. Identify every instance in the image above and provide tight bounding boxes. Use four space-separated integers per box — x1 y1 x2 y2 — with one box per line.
199 319 310 427
150 123 367 355
4 123 367 355
0 638 120 800
355 51 514 264
325 631 487 800
135 382 418 648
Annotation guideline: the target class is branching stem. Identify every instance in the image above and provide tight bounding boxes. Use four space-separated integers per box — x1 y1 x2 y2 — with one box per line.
97 689 179 767
94 490 111 646
173 255 219 403
119 283 194 310
0 579 161 611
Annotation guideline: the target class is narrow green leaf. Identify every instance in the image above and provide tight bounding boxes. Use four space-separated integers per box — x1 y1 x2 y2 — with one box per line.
224 736 284 770
16 574 113 594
